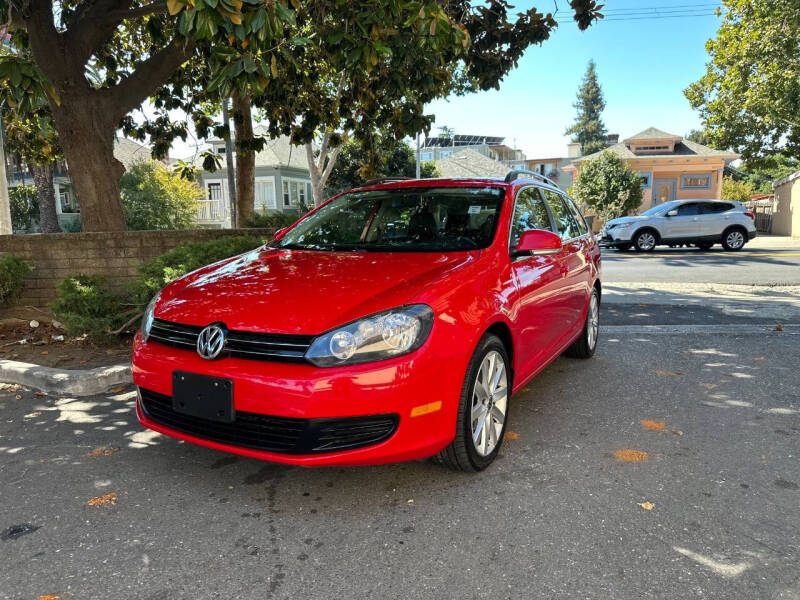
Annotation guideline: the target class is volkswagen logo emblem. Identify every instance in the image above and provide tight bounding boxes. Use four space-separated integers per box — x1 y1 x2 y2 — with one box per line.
197 324 227 360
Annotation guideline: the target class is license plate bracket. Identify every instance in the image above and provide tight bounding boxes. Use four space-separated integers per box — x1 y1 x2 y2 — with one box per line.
172 371 234 423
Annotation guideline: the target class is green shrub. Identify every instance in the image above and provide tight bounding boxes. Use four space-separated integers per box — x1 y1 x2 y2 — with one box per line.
121 161 202 230
244 211 298 229
9 186 39 231
49 274 127 340
129 234 266 304
0 254 34 305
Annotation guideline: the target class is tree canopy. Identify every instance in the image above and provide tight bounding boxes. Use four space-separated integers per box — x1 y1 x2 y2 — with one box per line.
571 150 642 222
0 0 603 231
565 59 607 155
685 0 800 166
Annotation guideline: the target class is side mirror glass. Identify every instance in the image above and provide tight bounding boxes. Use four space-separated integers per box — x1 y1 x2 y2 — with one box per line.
666 209 678 217
512 229 563 257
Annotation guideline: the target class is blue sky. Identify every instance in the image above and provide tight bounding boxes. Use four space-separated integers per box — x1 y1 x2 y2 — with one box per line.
426 1 722 158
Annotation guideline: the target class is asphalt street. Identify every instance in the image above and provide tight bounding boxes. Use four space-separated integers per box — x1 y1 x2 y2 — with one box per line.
2 314 799 599
601 247 800 285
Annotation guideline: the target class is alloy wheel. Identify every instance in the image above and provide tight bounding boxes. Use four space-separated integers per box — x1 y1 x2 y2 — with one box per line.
587 292 599 351
470 350 508 457
637 232 656 251
726 230 745 249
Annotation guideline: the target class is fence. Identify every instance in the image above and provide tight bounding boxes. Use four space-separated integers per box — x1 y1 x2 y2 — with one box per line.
744 199 774 233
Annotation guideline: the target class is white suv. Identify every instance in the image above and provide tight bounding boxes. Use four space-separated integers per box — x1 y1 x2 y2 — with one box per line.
599 199 757 252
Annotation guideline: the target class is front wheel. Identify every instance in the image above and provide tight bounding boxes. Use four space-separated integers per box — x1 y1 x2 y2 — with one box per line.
436 334 510 472
722 228 746 251
565 288 600 359
634 230 657 252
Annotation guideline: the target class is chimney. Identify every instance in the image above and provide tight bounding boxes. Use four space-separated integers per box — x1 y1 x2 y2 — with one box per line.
567 142 582 158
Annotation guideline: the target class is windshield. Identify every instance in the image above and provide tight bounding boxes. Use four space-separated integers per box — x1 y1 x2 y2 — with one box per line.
639 201 678 217
275 187 505 252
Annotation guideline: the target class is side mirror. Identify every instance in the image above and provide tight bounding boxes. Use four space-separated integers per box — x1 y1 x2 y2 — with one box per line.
666 209 678 217
512 229 563 257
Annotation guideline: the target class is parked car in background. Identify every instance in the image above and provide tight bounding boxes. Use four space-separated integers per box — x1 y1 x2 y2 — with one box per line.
600 199 757 252
132 172 601 472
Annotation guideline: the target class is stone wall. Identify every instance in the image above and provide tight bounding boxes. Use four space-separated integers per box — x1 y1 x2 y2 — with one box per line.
0 228 275 307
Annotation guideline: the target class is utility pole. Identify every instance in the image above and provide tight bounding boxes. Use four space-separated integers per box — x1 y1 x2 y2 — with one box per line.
221 98 237 229
415 133 421 179
0 116 11 235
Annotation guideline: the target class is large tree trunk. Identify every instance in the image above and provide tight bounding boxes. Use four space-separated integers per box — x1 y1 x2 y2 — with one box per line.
29 163 61 233
232 91 255 226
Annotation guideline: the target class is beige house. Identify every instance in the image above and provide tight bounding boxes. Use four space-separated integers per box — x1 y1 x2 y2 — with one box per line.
564 127 739 212
771 172 800 238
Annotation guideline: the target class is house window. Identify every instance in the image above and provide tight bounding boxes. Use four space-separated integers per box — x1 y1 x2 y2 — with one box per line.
216 146 226 154
282 179 310 208
59 189 79 214
254 179 276 212
207 182 223 201
420 151 433 161
639 172 652 188
439 150 453 158
681 174 712 190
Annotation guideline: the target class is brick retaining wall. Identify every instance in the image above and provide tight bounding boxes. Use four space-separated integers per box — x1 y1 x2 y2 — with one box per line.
0 228 275 307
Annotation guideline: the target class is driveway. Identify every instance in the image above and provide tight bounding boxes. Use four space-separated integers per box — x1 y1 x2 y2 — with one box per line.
2 324 798 599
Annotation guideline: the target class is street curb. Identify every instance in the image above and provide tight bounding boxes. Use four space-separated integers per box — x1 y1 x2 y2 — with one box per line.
0 359 132 396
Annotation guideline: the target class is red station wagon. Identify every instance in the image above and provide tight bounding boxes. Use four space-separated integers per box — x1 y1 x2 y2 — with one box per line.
133 172 602 471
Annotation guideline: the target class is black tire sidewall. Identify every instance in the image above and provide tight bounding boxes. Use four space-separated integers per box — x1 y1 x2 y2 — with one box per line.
722 227 746 251
634 230 657 252
460 335 511 471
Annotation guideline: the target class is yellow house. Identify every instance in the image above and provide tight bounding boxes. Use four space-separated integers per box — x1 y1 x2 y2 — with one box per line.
564 127 739 212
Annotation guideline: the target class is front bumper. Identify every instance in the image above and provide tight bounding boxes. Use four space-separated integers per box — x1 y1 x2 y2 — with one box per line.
598 228 633 248
132 331 463 466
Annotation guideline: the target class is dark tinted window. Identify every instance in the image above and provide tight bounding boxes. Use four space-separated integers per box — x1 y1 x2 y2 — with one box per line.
676 202 700 216
543 189 581 240
565 197 589 235
701 202 734 214
510 187 552 247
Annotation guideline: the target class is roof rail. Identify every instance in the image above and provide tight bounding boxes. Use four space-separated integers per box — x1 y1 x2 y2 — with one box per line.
505 169 559 188
358 176 413 187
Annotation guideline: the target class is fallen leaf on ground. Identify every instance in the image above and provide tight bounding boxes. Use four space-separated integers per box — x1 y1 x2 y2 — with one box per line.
637 501 655 511
35 391 47 397
641 420 666 431
87 493 117 507
24 412 41 419
29 320 39 328
700 383 717 390
504 431 520 440
41 350 49 355
671 430 684 436
751 357 766 362
112 386 126 394
87 446 119 458
39 595 60 600
15 394 22 400
614 449 649 462
773 324 783 332
407 499 414 504
655 370 682 377
79 360 88 365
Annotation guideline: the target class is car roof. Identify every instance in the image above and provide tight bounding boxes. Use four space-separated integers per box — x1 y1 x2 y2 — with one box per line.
352 176 564 194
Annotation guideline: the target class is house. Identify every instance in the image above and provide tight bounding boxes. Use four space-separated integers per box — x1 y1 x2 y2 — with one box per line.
771 172 800 238
563 127 740 211
434 149 510 178
186 128 312 228
420 134 526 166
522 136 618 191
7 137 152 231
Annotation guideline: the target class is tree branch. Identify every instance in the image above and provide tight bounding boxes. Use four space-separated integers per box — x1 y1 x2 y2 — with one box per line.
110 38 195 120
320 143 342 186
107 0 167 21
64 0 134 66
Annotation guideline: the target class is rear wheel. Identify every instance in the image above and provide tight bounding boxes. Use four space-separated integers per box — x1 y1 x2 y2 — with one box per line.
633 229 657 252
436 334 510 472
722 227 746 251
565 288 600 359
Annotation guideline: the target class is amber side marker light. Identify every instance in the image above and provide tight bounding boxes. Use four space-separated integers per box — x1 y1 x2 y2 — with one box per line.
410 401 442 418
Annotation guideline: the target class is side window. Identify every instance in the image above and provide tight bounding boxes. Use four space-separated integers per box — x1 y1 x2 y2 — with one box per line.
700 202 733 214
542 189 580 241
509 187 552 247
676 202 700 216
564 196 588 236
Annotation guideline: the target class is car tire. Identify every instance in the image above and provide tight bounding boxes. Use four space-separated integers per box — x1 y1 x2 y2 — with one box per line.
633 229 658 252
565 288 600 359
696 242 713 251
435 334 510 472
721 227 747 251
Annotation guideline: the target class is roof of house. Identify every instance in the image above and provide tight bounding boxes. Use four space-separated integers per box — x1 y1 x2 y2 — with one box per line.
113 138 152 170
571 137 739 164
773 170 800 189
435 149 509 178
198 126 310 171
624 127 682 142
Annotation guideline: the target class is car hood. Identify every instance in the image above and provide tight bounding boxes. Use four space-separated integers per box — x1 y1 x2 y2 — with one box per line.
155 247 476 334
605 216 646 227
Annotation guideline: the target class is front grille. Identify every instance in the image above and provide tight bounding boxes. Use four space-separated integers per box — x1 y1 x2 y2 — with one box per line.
139 388 399 454
148 319 314 362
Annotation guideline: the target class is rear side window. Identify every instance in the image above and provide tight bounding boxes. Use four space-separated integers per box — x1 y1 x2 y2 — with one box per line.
676 202 700 216
565 197 589 236
701 202 734 214
509 187 552 247
542 189 581 241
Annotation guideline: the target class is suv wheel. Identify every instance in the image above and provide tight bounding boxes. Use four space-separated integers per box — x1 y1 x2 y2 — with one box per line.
722 227 746 251
634 229 657 252
436 334 510 472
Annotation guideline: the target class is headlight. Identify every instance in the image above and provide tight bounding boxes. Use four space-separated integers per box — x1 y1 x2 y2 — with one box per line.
616 222 633 229
141 294 159 342
305 305 434 367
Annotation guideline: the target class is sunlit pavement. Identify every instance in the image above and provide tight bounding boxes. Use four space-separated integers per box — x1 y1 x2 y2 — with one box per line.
2 323 799 599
